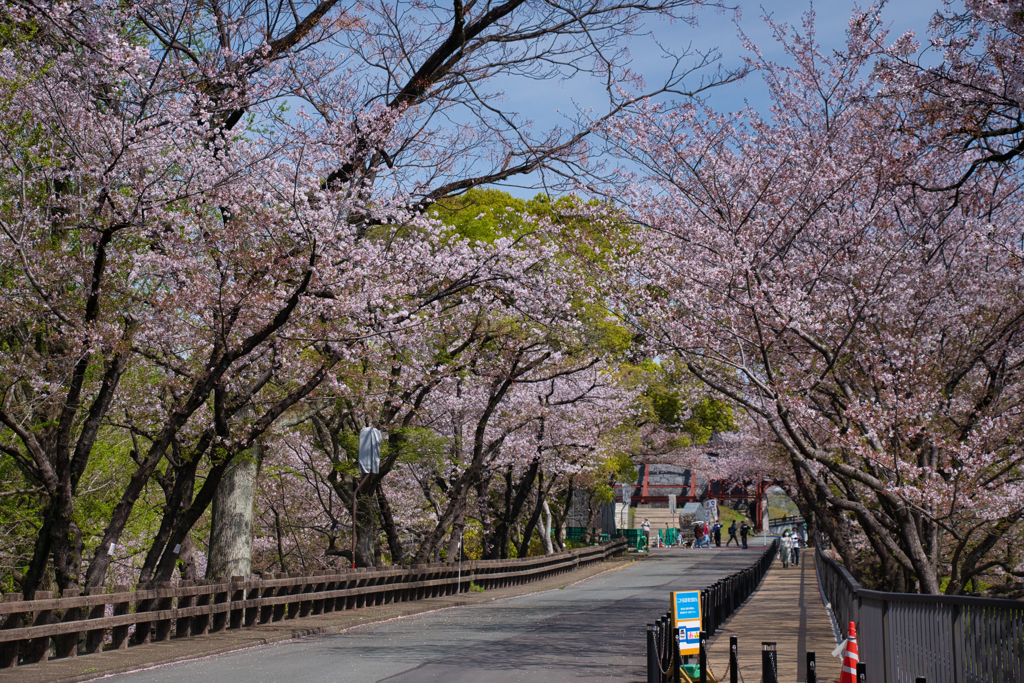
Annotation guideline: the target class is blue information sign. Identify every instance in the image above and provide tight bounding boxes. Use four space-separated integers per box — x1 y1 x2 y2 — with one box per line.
674 591 701 621
671 590 703 656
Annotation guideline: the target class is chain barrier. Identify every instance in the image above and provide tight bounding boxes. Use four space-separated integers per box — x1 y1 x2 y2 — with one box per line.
653 622 671 677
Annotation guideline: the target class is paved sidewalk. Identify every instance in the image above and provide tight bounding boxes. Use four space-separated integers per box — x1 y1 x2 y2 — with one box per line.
0 556 636 683
704 550 840 683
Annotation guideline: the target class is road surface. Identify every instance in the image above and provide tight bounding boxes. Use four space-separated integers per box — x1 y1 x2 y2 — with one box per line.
108 547 766 683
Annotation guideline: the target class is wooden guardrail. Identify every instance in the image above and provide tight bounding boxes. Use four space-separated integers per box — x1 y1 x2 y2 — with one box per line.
0 539 627 669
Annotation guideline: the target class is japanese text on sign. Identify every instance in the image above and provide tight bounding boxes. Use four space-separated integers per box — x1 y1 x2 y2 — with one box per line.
671 590 702 656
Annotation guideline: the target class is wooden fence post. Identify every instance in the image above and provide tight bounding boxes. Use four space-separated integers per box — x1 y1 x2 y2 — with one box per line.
176 581 194 638
22 590 52 664
191 580 211 636
154 582 175 641
322 574 337 614
299 578 314 618
244 583 260 627
84 587 108 655
286 574 302 619
272 575 288 622
259 580 276 624
229 577 245 630
0 594 27 668
110 585 130 651
55 588 81 659
210 581 229 633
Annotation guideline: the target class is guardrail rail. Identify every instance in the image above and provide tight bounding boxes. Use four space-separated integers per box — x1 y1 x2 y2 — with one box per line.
816 550 1024 683
0 539 627 670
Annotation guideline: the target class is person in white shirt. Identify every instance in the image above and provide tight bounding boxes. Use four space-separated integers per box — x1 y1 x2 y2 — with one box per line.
641 518 651 549
791 532 801 566
780 530 794 568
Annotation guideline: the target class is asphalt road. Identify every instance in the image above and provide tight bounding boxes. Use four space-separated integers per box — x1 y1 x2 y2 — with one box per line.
107 547 766 683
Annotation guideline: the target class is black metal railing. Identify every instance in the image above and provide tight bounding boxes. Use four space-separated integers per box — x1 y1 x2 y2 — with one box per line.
816 551 1024 683
647 540 779 683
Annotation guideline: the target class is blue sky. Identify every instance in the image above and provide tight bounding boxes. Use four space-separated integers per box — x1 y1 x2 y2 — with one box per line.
494 0 951 197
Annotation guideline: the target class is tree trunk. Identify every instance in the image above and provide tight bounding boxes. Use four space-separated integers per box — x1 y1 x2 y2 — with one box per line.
353 490 380 568
486 460 540 559
22 509 55 599
541 500 554 555
516 470 552 557
137 449 199 587
551 485 572 552
445 506 467 562
377 488 405 565
206 447 260 580
177 535 198 582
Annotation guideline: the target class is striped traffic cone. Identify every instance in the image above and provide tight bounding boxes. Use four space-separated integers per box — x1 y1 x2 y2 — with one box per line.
839 622 859 683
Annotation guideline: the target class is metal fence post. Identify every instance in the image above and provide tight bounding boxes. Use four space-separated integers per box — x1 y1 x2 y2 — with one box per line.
647 624 659 683
951 603 965 683
699 631 707 683
730 636 738 683
673 627 682 683
762 642 778 683
662 614 670 675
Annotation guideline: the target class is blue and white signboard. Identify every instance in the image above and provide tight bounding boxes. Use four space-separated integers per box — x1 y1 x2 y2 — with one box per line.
671 590 702 656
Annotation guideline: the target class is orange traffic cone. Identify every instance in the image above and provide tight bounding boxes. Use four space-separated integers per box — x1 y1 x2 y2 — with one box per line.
839 621 859 683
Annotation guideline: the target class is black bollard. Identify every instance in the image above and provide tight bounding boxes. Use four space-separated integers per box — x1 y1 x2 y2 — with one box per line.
857 662 866 682
761 642 778 683
699 631 707 683
806 651 816 683
729 636 738 683
664 615 672 668
647 624 659 683
673 628 682 683
915 678 926 683
663 614 671 667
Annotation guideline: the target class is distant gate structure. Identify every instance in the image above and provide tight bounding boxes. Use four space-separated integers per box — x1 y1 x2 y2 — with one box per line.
613 463 770 531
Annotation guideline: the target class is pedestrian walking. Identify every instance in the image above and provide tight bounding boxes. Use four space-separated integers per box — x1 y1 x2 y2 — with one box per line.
780 529 794 568
739 521 750 549
726 521 738 547
692 522 702 548
701 521 710 548
712 522 722 547
791 532 800 566
641 517 651 549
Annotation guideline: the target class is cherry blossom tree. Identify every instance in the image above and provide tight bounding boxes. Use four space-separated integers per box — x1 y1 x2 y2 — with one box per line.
0 0 747 595
599 13 1024 594
863 0 1024 191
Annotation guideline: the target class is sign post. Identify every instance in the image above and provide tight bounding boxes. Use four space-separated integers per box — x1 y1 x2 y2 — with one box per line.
671 590 703 661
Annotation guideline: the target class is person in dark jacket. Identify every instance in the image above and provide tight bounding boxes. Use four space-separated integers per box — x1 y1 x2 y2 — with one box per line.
712 523 722 547
726 521 739 547
739 521 751 549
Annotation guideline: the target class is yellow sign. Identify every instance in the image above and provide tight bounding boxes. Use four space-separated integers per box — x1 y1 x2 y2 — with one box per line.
671 590 703 656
